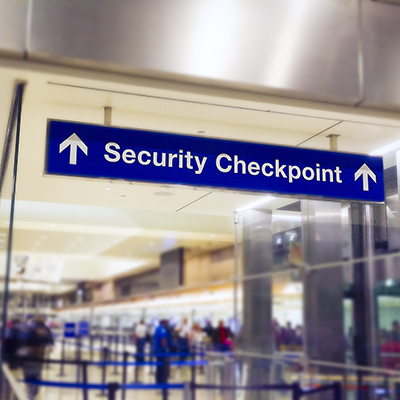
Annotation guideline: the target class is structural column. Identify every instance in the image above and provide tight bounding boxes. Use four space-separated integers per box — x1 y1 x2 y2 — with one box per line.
350 203 379 368
302 200 345 370
241 209 273 397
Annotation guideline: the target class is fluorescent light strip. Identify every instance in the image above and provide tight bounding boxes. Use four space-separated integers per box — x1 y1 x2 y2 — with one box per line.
370 140 400 156
236 196 274 213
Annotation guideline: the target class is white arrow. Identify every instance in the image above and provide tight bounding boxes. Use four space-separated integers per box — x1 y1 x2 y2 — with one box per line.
354 163 376 191
59 133 88 165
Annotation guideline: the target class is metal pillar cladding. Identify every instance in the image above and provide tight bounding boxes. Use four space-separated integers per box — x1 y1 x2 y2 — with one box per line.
301 201 345 370
386 150 400 255
350 203 380 369
241 209 273 400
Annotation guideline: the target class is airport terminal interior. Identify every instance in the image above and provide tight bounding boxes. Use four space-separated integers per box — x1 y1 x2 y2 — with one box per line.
1 1 400 399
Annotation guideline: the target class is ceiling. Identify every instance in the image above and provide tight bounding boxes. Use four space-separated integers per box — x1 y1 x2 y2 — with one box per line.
1 60 400 293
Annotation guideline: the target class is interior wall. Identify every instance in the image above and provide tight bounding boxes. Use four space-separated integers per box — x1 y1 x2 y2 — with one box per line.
184 246 234 286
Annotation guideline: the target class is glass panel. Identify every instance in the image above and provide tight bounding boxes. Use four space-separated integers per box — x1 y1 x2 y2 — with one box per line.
0 83 24 381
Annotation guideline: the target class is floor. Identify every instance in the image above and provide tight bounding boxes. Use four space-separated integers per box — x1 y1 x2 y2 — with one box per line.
10 339 231 400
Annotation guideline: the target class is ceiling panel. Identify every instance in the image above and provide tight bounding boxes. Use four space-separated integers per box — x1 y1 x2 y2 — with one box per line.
1 64 400 289
300 121 400 155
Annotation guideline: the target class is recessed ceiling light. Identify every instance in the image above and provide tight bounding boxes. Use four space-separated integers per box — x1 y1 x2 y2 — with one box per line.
50 224 56 228
210 234 216 238
154 191 174 196
105 188 111 191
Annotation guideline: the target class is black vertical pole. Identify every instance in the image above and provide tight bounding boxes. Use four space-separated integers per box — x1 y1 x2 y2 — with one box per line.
150 345 155 375
357 371 363 400
112 335 119 375
122 351 128 400
82 361 88 400
191 346 196 400
333 381 342 400
122 334 126 355
99 347 108 397
162 354 168 400
292 382 301 400
134 356 139 383
58 339 66 377
107 382 119 400
100 334 104 357
76 335 81 382
395 382 400 400
90 335 94 361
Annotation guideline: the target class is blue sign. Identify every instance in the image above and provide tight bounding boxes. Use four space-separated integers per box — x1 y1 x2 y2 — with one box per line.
64 322 76 338
78 321 90 337
46 120 384 202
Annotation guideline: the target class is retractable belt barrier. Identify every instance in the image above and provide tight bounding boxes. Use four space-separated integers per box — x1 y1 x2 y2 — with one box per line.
60 337 205 358
23 339 342 400
24 379 342 400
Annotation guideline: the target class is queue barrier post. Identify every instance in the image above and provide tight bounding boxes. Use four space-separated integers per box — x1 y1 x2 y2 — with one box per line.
107 382 120 400
123 335 127 354
82 361 88 400
356 371 363 400
100 334 104 352
291 382 301 400
76 335 82 383
150 345 155 375
112 335 119 375
76 334 82 361
99 347 108 397
108 335 112 351
57 339 66 377
191 346 196 400
333 381 342 400
122 351 128 400
163 384 168 400
396 382 400 400
90 335 94 361
134 355 139 383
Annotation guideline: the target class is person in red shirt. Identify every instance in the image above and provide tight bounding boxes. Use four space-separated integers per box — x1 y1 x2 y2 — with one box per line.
381 330 400 370
212 320 233 351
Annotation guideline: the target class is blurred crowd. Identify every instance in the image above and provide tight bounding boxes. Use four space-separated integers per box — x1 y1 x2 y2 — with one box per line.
134 318 233 355
3 316 54 400
272 319 303 351
379 320 400 369
134 318 234 384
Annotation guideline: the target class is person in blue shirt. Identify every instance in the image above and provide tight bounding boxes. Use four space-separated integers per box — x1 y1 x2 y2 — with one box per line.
153 319 171 384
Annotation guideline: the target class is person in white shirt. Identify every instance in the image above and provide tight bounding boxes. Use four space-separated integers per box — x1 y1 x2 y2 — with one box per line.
190 323 206 348
134 320 147 363
176 317 191 359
